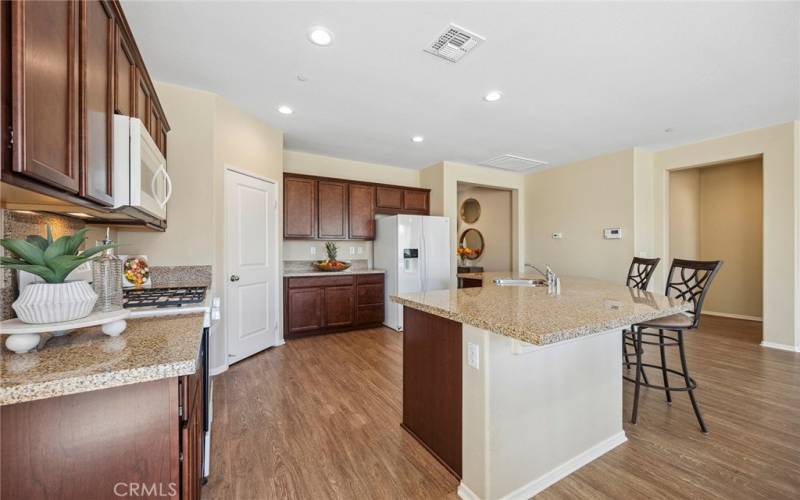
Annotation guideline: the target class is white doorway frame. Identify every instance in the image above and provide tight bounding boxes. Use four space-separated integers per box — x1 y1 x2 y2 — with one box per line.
660 154 766 331
221 165 282 372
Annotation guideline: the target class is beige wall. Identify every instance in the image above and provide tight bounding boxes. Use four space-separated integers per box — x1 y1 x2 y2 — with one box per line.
119 82 284 370
420 161 525 281
669 168 701 261
669 161 763 318
117 83 216 264
698 159 763 318
457 186 513 272
654 122 798 348
284 150 419 187
525 149 636 284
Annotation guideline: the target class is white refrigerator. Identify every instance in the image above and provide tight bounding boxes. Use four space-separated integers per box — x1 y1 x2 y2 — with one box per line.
373 215 451 331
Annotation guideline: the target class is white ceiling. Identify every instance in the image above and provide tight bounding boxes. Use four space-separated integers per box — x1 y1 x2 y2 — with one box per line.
123 1 800 170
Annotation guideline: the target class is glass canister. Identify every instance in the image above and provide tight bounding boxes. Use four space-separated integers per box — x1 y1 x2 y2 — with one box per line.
92 228 123 312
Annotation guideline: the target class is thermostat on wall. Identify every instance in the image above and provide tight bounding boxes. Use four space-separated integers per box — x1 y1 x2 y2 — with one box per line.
603 228 623 240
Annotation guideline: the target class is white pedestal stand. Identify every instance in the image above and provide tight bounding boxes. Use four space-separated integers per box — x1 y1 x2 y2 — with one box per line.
0 309 130 354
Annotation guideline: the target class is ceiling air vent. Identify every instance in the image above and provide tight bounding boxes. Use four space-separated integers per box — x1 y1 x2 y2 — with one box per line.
480 154 549 172
424 23 485 63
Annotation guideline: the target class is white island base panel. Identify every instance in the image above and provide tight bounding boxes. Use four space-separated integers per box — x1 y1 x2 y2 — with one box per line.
459 324 626 500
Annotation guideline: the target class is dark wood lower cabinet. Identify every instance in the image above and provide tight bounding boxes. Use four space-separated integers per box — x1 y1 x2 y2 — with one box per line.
285 273 385 338
402 307 462 478
0 374 204 500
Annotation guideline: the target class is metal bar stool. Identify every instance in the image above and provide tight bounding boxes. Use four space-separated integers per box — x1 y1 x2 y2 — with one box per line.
622 257 661 382
623 258 723 433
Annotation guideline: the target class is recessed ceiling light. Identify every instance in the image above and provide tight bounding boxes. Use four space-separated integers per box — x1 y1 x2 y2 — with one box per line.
308 27 333 46
411 135 424 143
277 105 293 115
67 212 92 218
484 90 503 102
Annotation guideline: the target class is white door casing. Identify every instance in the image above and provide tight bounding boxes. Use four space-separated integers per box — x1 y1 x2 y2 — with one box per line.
224 168 279 363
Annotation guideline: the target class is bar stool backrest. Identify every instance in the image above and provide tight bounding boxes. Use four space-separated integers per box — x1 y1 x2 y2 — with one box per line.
665 258 724 329
626 257 661 290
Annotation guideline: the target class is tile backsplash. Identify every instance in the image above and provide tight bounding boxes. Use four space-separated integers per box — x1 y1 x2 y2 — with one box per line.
0 209 114 321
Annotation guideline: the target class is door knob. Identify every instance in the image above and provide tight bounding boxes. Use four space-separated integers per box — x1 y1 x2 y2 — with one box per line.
230 275 240 282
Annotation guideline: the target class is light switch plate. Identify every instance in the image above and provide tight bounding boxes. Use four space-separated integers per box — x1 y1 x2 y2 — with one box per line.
349 247 355 255
467 342 480 369
310 246 316 256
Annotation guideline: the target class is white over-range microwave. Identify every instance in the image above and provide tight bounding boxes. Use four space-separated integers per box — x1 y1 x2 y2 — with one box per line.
112 115 172 220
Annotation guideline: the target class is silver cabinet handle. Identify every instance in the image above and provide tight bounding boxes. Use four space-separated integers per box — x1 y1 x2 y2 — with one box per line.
230 275 240 282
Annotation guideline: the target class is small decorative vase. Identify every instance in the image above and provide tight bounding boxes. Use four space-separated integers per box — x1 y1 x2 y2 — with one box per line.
12 281 98 324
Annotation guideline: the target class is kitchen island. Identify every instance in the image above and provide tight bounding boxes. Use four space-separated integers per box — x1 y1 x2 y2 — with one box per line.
392 272 688 500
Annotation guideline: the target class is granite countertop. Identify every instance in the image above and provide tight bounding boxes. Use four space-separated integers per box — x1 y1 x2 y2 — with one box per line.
392 271 690 346
283 269 386 278
0 314 204 406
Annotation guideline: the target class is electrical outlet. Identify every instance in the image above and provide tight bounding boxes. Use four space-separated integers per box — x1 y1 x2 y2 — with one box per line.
310 246 316 256
349 247 355 255
467 342 480 369
357 247 363 255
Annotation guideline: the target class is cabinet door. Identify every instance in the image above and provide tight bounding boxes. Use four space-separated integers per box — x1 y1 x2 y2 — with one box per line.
134 69 150 130
317 180 348 239
376 186 403 209
160 123 168 157
287 288 324 332
323 285 354 327
283 176 317 238
149 105 160 144
113 23 135 116
180 381 203 500
11 0 80 192
348 184 375 239
80 0 114 206
403 190 428 213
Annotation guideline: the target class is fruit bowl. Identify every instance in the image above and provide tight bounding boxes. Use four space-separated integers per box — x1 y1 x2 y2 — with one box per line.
313 260 352 272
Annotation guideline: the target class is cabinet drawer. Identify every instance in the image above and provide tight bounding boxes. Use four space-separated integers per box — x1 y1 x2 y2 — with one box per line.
357 283 384 306
356 304 384 325
357 273 385 285
287 275 355 288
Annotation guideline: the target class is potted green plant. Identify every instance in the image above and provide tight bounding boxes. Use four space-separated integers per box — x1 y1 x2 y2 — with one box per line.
0 225 115 324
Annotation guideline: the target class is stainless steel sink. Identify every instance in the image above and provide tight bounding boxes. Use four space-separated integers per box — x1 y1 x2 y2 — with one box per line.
493 278 547 287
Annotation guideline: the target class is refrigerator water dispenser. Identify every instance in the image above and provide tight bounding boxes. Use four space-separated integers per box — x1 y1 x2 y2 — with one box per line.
403 248 419 272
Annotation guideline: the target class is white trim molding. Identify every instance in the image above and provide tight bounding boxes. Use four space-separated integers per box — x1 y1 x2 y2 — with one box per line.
703 311 762 322
760 341 800 353
497 432 627 500
457 483 481 500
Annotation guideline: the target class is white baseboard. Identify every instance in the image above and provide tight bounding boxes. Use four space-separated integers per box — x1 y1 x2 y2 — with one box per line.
760 341 800 353
497 431 627 500
209 364 228 377
703 311 762 322
457 482 481 500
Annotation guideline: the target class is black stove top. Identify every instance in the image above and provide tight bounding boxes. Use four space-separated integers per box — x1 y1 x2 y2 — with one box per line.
123 287 207 308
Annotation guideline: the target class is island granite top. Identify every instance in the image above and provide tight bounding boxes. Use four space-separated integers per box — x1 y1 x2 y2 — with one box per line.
392 272 690 346
0 313 204 406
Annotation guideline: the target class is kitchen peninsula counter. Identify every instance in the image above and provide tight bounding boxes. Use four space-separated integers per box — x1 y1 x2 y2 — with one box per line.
391 273 688 500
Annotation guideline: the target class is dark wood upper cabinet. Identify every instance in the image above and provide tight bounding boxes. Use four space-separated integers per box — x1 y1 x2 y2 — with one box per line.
348 183 375 239
135 69 150 130
79 0 114 206
112 21 134 116
376 186 403 209
10 0 80 193
284 176 317 238
317 180 348 239
404 189 428 212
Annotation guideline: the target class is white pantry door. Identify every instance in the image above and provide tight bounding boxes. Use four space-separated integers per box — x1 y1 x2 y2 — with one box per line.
225 169 278 363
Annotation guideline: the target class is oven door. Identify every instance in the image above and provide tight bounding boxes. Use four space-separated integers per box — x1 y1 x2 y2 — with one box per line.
129 118 171 220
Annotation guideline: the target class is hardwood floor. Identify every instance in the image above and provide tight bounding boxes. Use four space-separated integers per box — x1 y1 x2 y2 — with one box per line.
205 316 800 499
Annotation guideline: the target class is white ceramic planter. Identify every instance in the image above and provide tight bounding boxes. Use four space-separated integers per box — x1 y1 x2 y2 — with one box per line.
12 281 98 324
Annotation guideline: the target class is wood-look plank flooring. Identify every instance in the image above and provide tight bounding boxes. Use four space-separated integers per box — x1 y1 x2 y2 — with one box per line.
205 316 800 499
